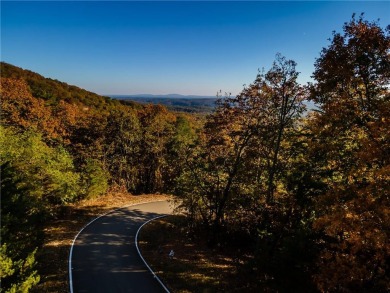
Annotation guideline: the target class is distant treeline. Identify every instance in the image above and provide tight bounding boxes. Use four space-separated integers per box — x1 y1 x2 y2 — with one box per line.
114 96 218 113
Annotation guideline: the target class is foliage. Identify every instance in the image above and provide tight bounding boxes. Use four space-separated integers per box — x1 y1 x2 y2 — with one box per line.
0 62 120 110
175 15 389 292
0 126 80 291
103 107 142 191
136 104 177 193
308 15 390 292
165 114 199 190
0 63 198 197
176 54 306 247
0 163 41 293
0 78 55 138
1 14 388 292
81 159 109 199
0 126 80 206
0 245 40 293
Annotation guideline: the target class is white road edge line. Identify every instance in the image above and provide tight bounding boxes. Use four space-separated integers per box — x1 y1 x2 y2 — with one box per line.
68 199 169 293
135 215 171 293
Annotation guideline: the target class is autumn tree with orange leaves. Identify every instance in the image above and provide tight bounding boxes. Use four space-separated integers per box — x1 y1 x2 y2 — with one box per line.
176 54 306 240
308 14 390 291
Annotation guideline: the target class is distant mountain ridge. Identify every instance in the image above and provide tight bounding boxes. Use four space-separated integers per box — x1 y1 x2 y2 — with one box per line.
112 94 218 113
110 94 217 99
111 94 317 113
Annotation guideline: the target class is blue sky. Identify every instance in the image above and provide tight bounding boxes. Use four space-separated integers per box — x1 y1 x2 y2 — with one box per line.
2 1 389 96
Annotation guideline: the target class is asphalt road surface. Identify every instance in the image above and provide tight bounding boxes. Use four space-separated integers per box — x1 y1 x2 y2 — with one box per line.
70 200 173 293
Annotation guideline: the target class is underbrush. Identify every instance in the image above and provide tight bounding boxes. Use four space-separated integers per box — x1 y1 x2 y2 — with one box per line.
139 215 318 292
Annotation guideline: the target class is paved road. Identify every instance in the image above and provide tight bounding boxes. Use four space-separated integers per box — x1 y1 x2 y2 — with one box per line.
70 200 173 293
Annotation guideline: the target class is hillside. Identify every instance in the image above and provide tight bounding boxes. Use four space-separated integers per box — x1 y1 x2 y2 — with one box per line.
1 63 219 114
1 62 123 110
1 61 200 195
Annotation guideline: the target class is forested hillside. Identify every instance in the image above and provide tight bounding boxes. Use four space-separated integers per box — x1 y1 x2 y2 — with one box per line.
1 62 120 110
1 15 389 292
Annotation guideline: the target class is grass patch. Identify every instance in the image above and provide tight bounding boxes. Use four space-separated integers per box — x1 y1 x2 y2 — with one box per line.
138 215 259 293
32 192 171 293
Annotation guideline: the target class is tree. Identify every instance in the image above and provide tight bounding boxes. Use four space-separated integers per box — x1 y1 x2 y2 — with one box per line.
81 159 109 199
1 163 41 293
165 114 199 191
309 15 390 291
0 244 40 293
247 54 306 203
0 126 80 207
176 54 306 235
103 107 141 191
0 125 84 292
137 104 176 193
0 78 56 139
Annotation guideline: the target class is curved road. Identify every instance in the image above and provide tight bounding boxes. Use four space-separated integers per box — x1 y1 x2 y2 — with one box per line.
70 200 173 293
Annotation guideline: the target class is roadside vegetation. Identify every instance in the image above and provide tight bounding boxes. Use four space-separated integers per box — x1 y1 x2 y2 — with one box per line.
139 215 315 292
1 15 389 292
141 15 389 292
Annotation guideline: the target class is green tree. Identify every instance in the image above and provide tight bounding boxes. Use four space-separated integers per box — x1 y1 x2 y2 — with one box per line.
165 114 199 190
0 163 41 293
0 126 80 207
137 105 176 193
0 245 40 293
103 107 141 191
0 126 83 291
81 159 109 199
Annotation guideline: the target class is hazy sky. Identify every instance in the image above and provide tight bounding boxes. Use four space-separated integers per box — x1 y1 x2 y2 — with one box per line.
2 1 389 96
